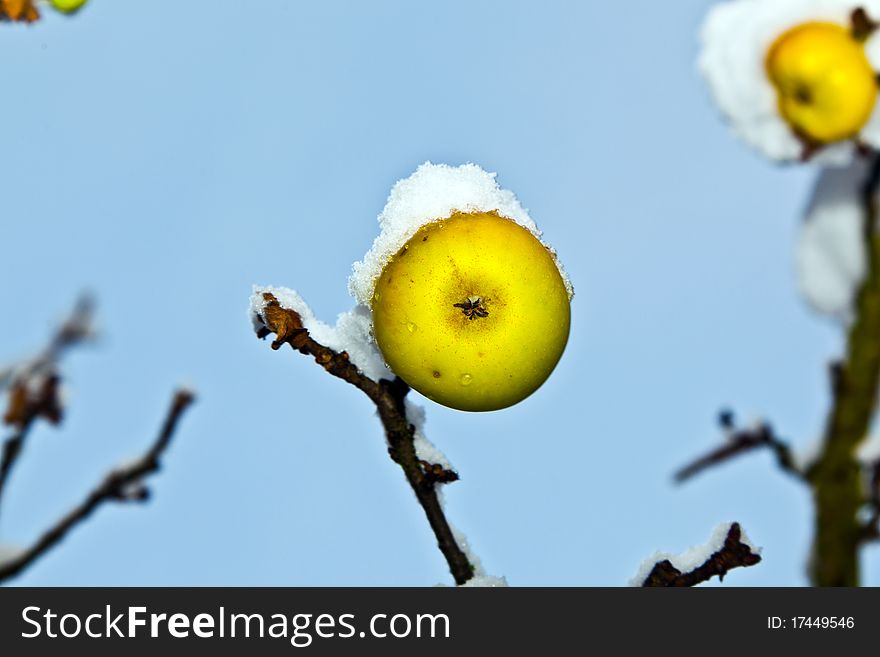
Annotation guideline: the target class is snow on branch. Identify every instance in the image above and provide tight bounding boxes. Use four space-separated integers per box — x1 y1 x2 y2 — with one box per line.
860 441 880 543
251 290 476 585
674 410 804 483
0 389 194 583
635 523 762 587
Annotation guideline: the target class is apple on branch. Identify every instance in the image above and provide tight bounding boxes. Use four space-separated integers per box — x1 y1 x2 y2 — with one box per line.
371 210 570 412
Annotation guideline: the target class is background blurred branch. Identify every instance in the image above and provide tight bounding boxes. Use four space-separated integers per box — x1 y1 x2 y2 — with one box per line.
640 523 761 587
676 155 880 586
0 389 194 583
254 292 475 585
0 297 193 584
858 457 880 543
0 296 95 520
675 411 803 483
806 154 880 586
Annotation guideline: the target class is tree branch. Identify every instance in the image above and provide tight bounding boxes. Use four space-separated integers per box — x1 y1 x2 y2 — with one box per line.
674 410 803 483
0 388 194 584
859 456 880 543
674 158 880 586
254 292 475 585
806 153 880 586
641 523 762 587
0 296 94 520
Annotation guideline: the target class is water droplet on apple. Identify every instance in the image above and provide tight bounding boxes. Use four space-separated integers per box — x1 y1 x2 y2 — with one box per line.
459 373 473 386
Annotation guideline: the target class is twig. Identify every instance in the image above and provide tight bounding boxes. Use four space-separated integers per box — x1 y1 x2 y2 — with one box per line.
254 292 475 585
0 389 194 584
0 294 96 393
641 523 761 587
0 431 29 519
851 7 879 42
674 410 802 483
0 296 94 519
676 157 880 585
806 153 880 586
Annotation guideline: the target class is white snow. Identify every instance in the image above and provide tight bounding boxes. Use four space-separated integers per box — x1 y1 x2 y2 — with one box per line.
404 398 427 433
433 487 488 577
796 159 869 318
405 398 454 470
699 0 880 164
249 285 392 382
427 488 503 586
792 435 825 472
793 434 880 472
628 522 761 586
0 544 23 566
348 162 573 306
413 432 453 470
114 455 147 472
857 433 880 464
450 522 487 577
459 576 509 587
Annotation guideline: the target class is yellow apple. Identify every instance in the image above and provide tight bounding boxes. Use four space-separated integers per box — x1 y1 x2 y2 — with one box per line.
765 22 878 145
370 210 570 412
48 0 88 15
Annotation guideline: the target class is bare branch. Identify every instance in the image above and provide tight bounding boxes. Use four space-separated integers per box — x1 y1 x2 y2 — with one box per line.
675 156 880 585
674 410 802 483
806 153 880 585
254 292 475 585
0 389 194 584
641 523 762 587
0 294 95 393
0 296 95 519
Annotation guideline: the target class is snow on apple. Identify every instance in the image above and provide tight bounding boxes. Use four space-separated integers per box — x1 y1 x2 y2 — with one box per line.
698 0 880 166
358 163 573 412
629 522 762 586
796 159 868 319
349 162 573 305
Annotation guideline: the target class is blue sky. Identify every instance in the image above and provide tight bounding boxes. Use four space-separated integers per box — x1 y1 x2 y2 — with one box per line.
1 0 875 586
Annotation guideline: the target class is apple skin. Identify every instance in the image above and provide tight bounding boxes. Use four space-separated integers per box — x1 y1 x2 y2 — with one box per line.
765 22 877 145
49 0 89 14
371 211 570 412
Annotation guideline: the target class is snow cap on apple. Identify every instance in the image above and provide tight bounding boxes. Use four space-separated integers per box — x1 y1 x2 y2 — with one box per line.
350 162 573 412
349 162 572 305
700 0 880 164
